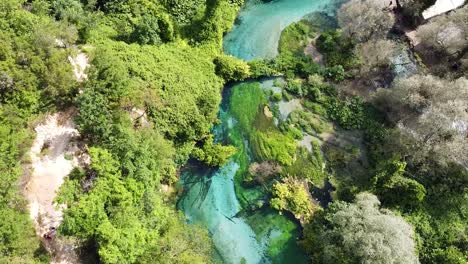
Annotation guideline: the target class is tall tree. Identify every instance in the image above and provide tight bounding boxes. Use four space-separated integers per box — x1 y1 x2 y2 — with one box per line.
375 75 468 167
302 193 419 264
337 0 395 43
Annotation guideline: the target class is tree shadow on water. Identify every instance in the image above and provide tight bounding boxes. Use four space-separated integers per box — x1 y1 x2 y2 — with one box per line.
177 160 219 211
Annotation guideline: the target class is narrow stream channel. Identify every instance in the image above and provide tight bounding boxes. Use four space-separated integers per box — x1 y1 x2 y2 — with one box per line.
178 0 337 263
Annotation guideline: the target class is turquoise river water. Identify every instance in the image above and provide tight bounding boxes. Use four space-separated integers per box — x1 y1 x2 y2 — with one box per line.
179 0 337 263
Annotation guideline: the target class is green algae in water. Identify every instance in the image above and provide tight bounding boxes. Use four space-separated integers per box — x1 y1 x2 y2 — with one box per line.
230 82 267 133
229 82 269 208
224 0 337 60
179 81 307 263
246 208 307 264
179 0 342 262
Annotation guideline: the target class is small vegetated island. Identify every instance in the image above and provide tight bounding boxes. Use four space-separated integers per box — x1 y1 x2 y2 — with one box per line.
0 0 466 263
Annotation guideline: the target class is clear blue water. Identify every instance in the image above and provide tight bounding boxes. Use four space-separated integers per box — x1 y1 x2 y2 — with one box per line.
224 0 334 60
179 1 337 263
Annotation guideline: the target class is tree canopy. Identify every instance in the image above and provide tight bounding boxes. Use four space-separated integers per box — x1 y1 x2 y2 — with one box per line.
302 193 419 264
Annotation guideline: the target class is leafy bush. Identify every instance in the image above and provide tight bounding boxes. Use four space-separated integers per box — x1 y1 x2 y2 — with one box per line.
373 158 426 208
284 78 303 95
130 14 174 45
192 135 237 167
161 0 206 24
323 65 346 81
281 90 293 101
278 20 315 55
271 92 283 102
302 101 327 116
247 59 279 78
214 55 250 81
75 89 114 144
326 96 365 129
88 40 224 143
316 30 357 69
59 147 212 263
271 177 318 222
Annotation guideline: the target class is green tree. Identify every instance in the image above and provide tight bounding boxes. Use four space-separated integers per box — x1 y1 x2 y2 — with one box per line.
75 89 114 144
302 193 419 264
131 15 163 45
338 0 395 43
271 177 318 222
192 135 236 167
59 147 212 263
214 55 250 81
373 158 426 208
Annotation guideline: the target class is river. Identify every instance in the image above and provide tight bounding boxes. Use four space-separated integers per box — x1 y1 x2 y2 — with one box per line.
178 0 337 263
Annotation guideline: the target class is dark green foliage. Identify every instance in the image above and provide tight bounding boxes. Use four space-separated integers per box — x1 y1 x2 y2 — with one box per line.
316 30 357 69
278 20 315 55
131 15 163 45
75 89 114 144
275 52 321 78
326 96 365 129
192 135 237 166
161 0 206 24
283 78 301 95
373 158 426 208
431 246 466 264
109 124 177 184
190 0 240 47
50 0 84 22
323 65 345 81
130 14 175 45
248 59 279 78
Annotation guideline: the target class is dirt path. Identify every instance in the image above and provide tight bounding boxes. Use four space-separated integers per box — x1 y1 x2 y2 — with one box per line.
304 37 323 65
23 48 90 264
24 111 88 263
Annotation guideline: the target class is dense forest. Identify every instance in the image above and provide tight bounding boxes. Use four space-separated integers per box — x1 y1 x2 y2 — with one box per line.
0 0 466 263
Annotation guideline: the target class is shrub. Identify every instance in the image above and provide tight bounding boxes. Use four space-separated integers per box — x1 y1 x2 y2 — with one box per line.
326 96 365 129
214 55 250 81
316 30 357 69
271 177 318 222
192 135 237 167
271 92 282 102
